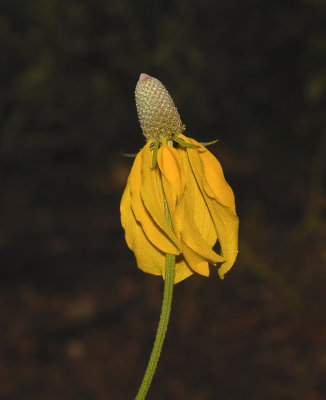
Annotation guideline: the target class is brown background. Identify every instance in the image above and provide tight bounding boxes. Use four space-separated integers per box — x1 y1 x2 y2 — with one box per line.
1 1 326 399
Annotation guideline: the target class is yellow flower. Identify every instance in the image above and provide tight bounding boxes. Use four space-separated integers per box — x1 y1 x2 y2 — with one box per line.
120 74 238 283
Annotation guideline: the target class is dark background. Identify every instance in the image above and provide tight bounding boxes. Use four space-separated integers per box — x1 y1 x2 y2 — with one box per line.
1 1 326 399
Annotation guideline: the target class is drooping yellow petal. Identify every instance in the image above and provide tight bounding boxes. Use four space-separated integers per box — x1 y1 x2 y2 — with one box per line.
179 200 224 265
120 181 162 276
204 196 239 279
120 181 134 250
157 142 185 215
140 141 182 252
177 146 224 265
180 134 239 279
198 149 236 213
128 148 181 255
121 186 192 282
179 134 236 213
181 241 210 277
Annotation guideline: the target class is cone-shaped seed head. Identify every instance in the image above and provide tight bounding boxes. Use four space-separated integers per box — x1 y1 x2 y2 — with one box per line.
135 74 182 141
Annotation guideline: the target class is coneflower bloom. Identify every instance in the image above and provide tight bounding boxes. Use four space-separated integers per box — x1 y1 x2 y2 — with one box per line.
120 74 238 283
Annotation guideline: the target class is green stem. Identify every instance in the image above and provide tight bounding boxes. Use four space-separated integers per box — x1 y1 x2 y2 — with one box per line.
135 198 175 400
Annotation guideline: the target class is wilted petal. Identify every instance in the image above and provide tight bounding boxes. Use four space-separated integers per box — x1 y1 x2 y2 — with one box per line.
120 182 133 250
140 141 182 252
129 149 181 255
177 147 224 265
180 134 236 213
204 197 239 279
157 142 185 215
180 134 239 278
121 181 162 276
182 241 210 277
198 149 236 213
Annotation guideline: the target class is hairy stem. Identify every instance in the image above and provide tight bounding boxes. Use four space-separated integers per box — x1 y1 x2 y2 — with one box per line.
135 197 175 400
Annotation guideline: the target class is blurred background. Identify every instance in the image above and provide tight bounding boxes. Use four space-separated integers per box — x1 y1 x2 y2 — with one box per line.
1 0 326 399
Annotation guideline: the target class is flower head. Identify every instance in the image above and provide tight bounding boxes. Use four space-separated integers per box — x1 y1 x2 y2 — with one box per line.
120 74 239 283
135 73 182 141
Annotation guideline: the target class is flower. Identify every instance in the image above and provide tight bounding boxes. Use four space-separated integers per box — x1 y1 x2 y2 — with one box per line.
120 74 239 283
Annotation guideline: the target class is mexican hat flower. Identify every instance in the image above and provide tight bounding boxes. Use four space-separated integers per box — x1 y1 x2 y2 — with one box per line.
120 73 239 284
